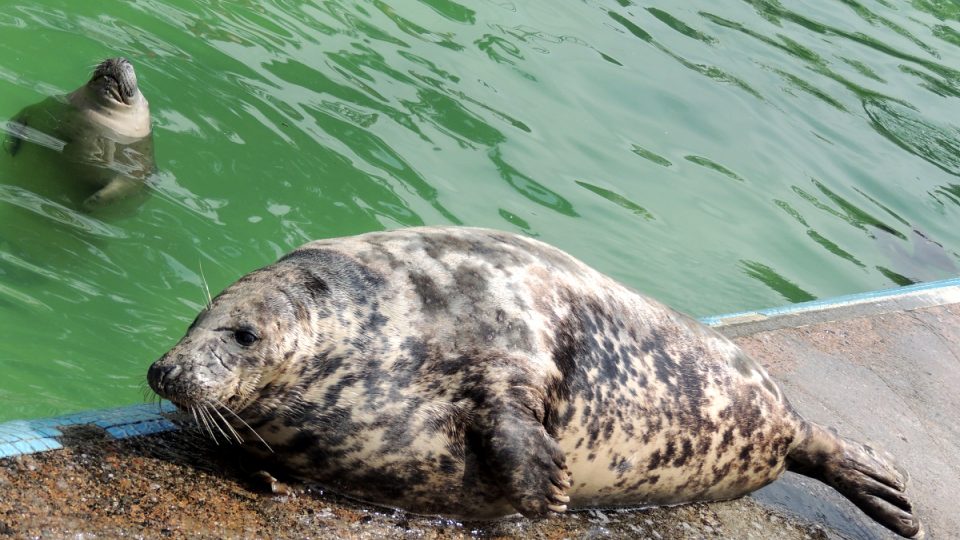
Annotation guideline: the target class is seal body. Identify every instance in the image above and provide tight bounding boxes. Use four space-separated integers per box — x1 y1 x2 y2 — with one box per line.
148 227 921 538
4 57 154 211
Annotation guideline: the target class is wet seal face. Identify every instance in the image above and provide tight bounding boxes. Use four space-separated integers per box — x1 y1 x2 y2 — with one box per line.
4 57 154 211
148 227 923 539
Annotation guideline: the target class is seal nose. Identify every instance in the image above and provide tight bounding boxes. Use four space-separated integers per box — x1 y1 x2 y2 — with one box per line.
147 363 181 396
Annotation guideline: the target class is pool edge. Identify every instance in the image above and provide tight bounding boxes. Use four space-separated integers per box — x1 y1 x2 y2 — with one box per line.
701 276 960 337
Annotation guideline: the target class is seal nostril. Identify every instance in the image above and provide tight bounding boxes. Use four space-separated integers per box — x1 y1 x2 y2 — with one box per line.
147 363 181 394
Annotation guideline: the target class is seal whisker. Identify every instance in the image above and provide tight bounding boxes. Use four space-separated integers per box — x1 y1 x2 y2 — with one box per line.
200 405 227 444
215 399 274 453
198 258 213 309
204 402 237 444
193 405 218 444
139 381 163 411
208 403 243 444
188 406 205 438
206 401 243 444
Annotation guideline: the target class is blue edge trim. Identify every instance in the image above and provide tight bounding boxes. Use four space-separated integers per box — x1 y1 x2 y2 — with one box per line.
2 277 958 460
0 403 178 459
698 276 960 327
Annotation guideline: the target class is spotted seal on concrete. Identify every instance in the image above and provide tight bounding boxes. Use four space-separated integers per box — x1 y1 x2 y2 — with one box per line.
5 57 154 210
148 227 922 538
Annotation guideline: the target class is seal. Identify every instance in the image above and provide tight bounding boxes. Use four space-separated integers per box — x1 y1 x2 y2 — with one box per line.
147 227 922 538
4 57 154 211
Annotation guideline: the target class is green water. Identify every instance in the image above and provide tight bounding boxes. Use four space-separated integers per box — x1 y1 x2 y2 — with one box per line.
0 0 958 421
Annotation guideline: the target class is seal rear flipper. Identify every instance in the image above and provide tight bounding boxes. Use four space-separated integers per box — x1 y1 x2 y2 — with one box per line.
472 395 572 517
787 422 923 539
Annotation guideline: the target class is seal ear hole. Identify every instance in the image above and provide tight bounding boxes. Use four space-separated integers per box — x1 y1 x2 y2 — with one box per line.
234 329 259 346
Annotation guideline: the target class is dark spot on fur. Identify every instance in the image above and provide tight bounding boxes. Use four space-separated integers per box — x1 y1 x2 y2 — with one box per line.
674 438 694 467
663 440 677 463
712 461 733 483
303 272 330 298
280 248 385 304
648 450 663 470
439 454 458 474
738 444 755 471
409 272 448 312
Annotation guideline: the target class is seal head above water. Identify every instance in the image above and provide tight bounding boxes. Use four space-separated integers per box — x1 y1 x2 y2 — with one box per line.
148 226 922 538
5 57 154 211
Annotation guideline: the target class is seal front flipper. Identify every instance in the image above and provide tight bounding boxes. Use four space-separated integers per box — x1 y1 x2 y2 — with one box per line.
82 176 142 211
4 115 28 156
249 470 291 496
472 386 572 517
788 422 923 539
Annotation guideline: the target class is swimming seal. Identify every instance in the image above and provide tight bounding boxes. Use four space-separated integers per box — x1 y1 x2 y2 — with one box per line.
4 57 154 210
147 226 922 538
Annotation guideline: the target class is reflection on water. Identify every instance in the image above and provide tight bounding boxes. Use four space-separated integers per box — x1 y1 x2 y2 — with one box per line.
684 155 745 183
864 97 960 176
608 10 762 99
630 145 672 167
794 178 903 239
490 149 578 217
0 185 128 239
775 198 866 269
740 260 816 304
1 121 67 152
0 0 959 419
575 180 653 220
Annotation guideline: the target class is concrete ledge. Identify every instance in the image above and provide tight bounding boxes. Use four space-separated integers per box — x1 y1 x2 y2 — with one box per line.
702 277 960 337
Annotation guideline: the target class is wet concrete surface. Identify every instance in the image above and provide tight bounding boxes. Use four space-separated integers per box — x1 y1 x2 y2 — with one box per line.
741 302 960 540
1 302 957 539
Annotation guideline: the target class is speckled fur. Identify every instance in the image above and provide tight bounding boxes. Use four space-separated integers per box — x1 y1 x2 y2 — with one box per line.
148 227 921 538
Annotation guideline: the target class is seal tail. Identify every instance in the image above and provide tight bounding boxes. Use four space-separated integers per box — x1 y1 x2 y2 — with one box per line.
787 421 923 539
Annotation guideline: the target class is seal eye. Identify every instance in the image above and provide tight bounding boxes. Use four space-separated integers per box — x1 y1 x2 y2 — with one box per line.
234 330 259 346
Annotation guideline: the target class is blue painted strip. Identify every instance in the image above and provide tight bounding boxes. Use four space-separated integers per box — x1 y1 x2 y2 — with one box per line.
699 276 960 326
25 438 61 452
0 402 178 459
0 443 23 459
105 418 178 439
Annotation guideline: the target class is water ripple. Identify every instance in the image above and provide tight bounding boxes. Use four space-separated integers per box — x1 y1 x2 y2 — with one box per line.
863 97 960 176
0 185 128 238
1 0 960 425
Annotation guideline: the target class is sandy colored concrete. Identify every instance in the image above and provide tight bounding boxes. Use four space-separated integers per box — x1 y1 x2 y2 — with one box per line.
1 302 957 539
0 427 824 539
743 303 960 540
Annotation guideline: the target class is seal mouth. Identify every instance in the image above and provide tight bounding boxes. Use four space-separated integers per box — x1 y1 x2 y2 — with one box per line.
147 361 272 450
147 357 256 414
91 57 138 105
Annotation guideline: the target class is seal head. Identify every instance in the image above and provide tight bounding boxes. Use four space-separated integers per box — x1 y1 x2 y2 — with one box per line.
149 259 344 415
87 57 141 106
